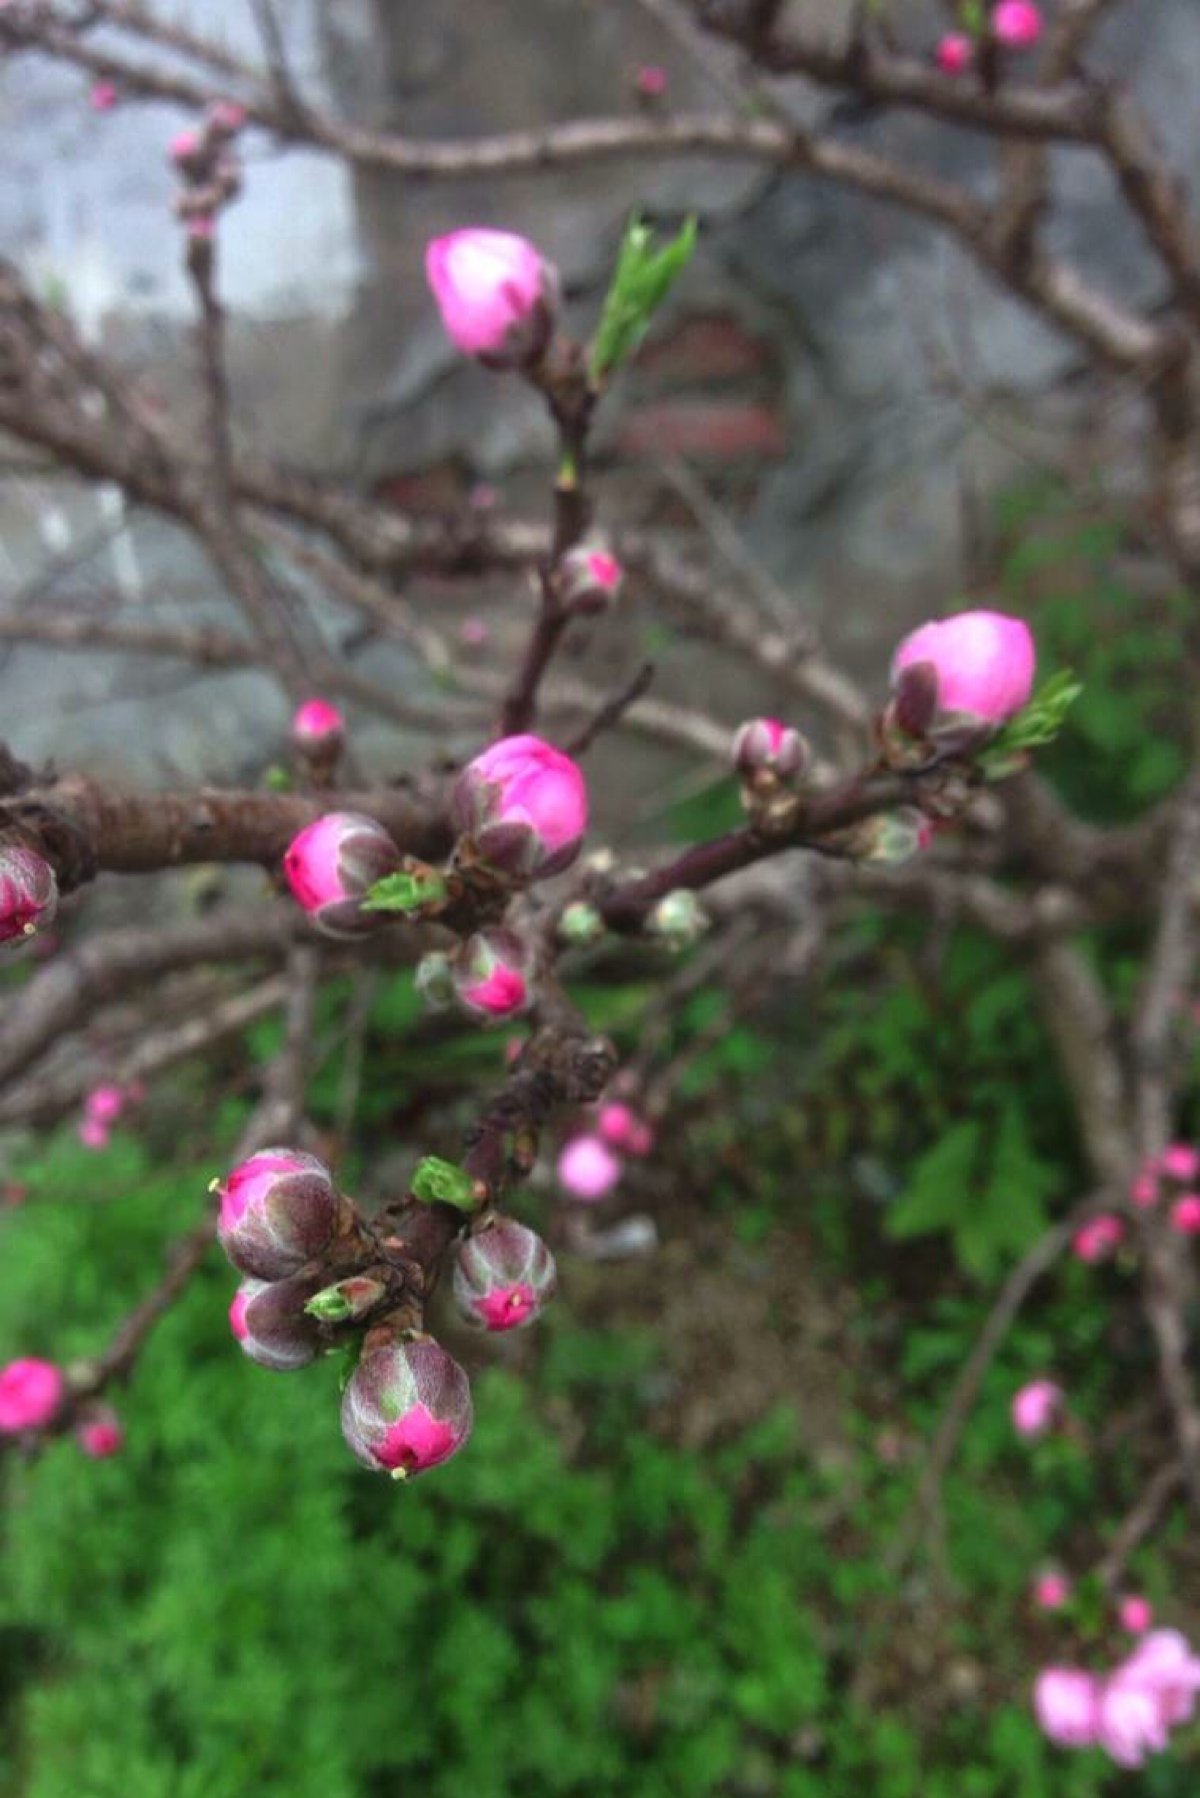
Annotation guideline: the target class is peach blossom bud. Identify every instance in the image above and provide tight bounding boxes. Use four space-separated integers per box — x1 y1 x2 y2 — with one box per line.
169 129 202 166
732 717 810 783
1157 1142 1199 1182
1072 1214 1125 1263
0 1357 64 1431
89 81 117 111
1033 1668 1099 1748
557 1133 621 1202
215 1147 340 1280
425 228 560 369
891 610 1034 748
77 1117 111 1151
558 539 624 614
341 1338 473 1479
1011 1378 1063 1439
597 1102 638 1148
993 1 1043 47
85 1084 125 1125
291 696 345 754
453 1218 557 1331
455 930 530 1020
935 32 973 73
228 1275 323 1370
1170 1194 1200 1235
453 734 588 880
1033 1571 1071 1610
635 64 668 97
76 1407 123 1458
1119 1595 1154 1635
282 811 402 938
0 846 58 945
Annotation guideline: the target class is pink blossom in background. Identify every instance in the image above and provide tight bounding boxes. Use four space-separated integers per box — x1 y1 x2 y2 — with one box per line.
935 32 973 74
1129 1169 1159 1208
1118 1595 1154 1635
291 696 345 748
425 228 557 362
1033 1571 1071 1611
186 214 215 241
1072 1214 1125 1263
85 1084 126 1125
76 1409 123 1458
1117 1630 1200 1730
89 80 117 111
1033 1668 1099 1748
77 1117 111 1151
993 1 1043 47
598 1102 638 1148
635 64 668 97
169 129 200 163
1011 1378 1063 1439
1157 1142 1199 1182
891 610 1035 726
1095 1676 1170 1767
206 99 247 134
1170 1194 1200 1234
459 616 490 646
557 1134 622 1202
0 1358 64 1432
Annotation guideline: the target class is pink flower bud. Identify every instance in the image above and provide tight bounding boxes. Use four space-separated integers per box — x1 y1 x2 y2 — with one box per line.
1012 1378 1063 1439
0 846 58 945
453 1218 557 1331
89 80 117 111
291 696 345 752
1034 1571 1071 1611
169 129 202 165
228 1274 323 1370
1119 1595 1154 1635
282 811 402 938
935 32 973 73
1130 1170 1159 1208
1033 1668 1099 1748
76 1407 123 1458
993 1 1043 48
206 99 247 136
557 1134 621 1202
85 1083 126 1125
1072 1214 1125 1263
558 540 624 614
215 1147 341 1281
597 1102 637 1148
424 228 560 368
77 1117 111 1151
635 64 668 97
891 610 1035 739
1157 1142 1199 1182
455 930 529 1020
731 717 810 782
1170 1194 1200 1235
0 1357 64 1432
341 1337 473 1478
453 734 588 880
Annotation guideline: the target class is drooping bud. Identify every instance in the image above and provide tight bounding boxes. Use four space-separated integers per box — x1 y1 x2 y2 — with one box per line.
75 1406 123 1458
424 228 560 370
228 1274 324 1370
453 734 588 881
992 1 1042 47
557 1133 622 1202
0 846 58 945
935 32 973 73
341 1338 473 1478
889 610 1035 754
453 1218 557 1332
646 888 709 949
455 930 530 1020
1072 1214 1125 1264
282 811 402 938
559 900 605 948
1011 1378 1063 1440
291 696 345 757
214 1147 341 1281
0 1357 64 1432
558 539 624 615
731 717 810 785
305 1274 388 1324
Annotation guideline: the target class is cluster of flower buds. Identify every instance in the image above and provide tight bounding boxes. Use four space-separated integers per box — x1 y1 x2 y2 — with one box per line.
0 1356 123 1459
453 1217 557 1332
290 696 345 776
282 811 403 939
1129 1142 1200 1235
426 228 561 372
0 845 58 946
934 2 1042 73
453 733 588 883
1072 1212 1125 1264
168 99 247 240
884 608 1035 766
1035 1630 1200 1768
557 1096 654 1204
77 1080 142 1151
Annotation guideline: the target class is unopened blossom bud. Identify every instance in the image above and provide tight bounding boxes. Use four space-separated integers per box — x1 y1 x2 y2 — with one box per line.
169 128 203 168
1119 1595 1154 1635
291 696 345 756
341 1337 473 1478
0 846 58 945
282 811 402 938
0 1357 64 1432
993 1 1043 47
559 900 605 948
453 734 588 880
1012 1378 1063 1440
1170 1194 1200 1235
732 717 810 784
1157 1142 1199 1182
890 610 1035 750
557 1133 621 1202
89 80 117 111
859 809 934 866
1072 1214 1125 1264
228 1274 323 1370
76 1407 123 1458
415 950 456 1012
935 32 973 73
1033 1669 1099 1749
558 539 624 615
635 64 668 98
455 930 530 1020
85 1084 126 1125
597 1102 638 1148
425 228 560 369
1033 1571 1071 1611
214 1147 341 1281
453 1219 557 1332
647 888 709 949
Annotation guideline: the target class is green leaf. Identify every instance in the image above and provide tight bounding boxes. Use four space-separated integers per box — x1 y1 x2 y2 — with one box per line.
410 1155 479 1212
362 868 448 915
977 669 1083 779
588 215 697 381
